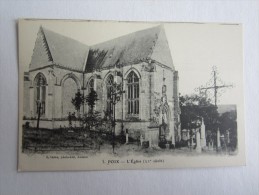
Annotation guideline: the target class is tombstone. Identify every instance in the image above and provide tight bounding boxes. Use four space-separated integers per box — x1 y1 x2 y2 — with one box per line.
187 130 190 140
171 127 175 147
217 128 221 149
125 129 129 144
190 129 195 148
140 134 144 146
226 129 230 144
208 141 214 151
185 130 190 146
195 131 202 153
181 129 186 141
177 123 182 142
200 118 206 148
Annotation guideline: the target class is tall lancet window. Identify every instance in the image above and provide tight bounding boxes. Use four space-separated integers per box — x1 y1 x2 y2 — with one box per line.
89 79 94 92
34 73 47 115
106 74 114 116
127 71 139 116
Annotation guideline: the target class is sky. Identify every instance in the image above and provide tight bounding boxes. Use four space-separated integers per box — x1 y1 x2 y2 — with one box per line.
19 20 243 105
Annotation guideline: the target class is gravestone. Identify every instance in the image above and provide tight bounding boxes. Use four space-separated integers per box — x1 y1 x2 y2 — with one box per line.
208 141 214 151
125 129 129 144
195 130 202 153
226 129 230 144
140 134 144 146
200 118 206 148
190 129 195 147
217 128 221 149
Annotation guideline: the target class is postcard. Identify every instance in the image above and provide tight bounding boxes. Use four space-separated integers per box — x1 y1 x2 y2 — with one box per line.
18 19 245 171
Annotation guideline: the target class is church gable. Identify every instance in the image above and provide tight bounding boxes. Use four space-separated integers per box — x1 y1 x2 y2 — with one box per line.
150 26 174 70
30 27 53 71
43 28 89 72
30 27 89 72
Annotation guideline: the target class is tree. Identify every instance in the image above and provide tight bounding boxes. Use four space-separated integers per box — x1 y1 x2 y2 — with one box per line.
83 90 103 131
218 110 237 150
85 90 98 113
71 89 84 117
179 94 220 148
180 94 219 130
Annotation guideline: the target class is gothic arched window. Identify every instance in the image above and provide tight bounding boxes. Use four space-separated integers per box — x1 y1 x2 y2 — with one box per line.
127 71 139 116
106 74 114 116
89 79 94 92
34 73 47 115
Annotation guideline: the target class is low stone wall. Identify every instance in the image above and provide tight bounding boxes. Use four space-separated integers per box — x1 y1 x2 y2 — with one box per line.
23 120 151 136
23 119 81 129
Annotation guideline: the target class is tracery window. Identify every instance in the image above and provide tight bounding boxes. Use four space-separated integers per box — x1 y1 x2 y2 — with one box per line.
127 71 139 116
89 79 94 92
106 75 114 116
34 73 47 115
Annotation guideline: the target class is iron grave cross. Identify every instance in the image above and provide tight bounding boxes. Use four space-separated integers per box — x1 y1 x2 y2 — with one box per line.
198 66 233 107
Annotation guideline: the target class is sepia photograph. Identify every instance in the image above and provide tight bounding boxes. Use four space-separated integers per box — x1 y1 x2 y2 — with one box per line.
18 19 245 171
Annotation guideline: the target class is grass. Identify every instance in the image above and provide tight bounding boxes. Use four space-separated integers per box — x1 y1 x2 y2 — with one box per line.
22 127 237 156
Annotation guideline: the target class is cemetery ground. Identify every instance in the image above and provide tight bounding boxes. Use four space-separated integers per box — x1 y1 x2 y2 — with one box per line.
22 126 236 156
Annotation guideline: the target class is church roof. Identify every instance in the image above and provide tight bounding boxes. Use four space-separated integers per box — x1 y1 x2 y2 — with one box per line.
30 27 89 72
86 25 174 72
29 25 174 72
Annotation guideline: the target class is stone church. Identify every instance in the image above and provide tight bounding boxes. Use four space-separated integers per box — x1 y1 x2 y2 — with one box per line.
23 25 181 145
